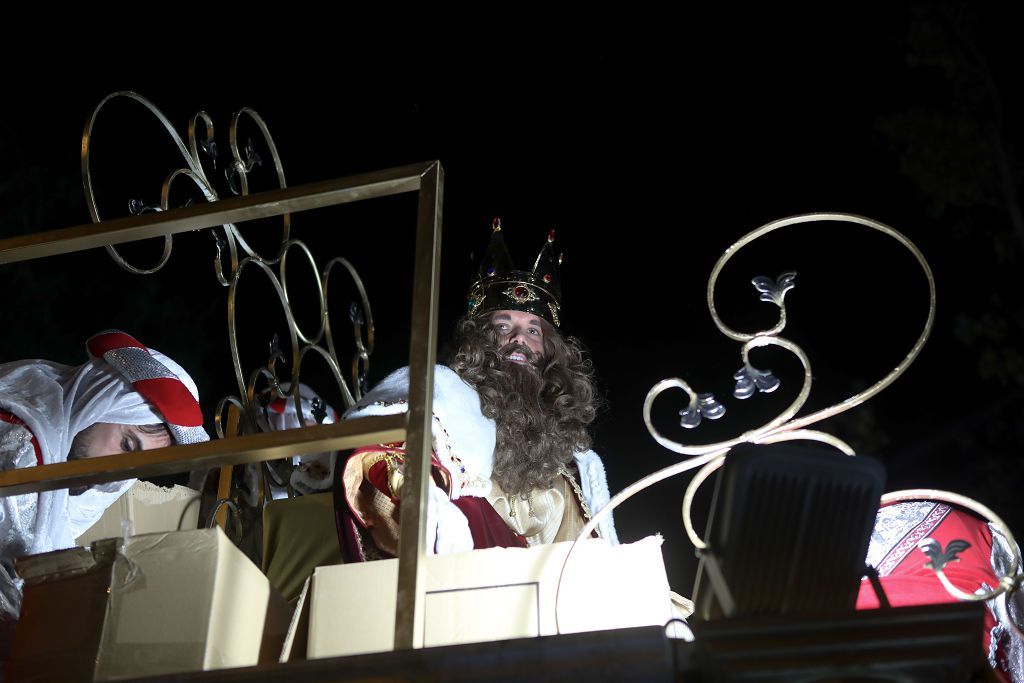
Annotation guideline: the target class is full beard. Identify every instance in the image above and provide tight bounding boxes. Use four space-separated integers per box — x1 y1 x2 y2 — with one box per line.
474 343 576 496
448 315 598 497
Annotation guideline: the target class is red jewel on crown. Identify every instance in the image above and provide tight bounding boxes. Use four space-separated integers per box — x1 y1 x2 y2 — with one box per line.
503 284 539 304
548 229 556 242
543 274 552 283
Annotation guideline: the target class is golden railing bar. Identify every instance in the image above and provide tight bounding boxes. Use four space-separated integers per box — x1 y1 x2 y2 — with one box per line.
394 162 444 650
0 414 406 497
1 156 448 659
214 404 245 530
0 162 435 264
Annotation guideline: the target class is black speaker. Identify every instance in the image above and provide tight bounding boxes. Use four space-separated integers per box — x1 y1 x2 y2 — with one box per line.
693 442 886 620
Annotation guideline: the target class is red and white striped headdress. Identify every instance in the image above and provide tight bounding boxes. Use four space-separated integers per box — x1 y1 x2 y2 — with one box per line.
86 330 208 445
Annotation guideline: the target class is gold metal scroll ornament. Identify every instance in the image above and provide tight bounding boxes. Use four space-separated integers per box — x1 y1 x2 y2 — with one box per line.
556 213 1022 631
81 91 375 510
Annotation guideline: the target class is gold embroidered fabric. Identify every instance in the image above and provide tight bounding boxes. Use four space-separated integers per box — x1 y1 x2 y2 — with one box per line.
487 474 588 546
361 450 405 499
345 448 592 553
341 449 401 556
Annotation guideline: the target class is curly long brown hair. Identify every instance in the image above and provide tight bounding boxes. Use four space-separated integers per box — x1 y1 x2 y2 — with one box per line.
447 313 598 496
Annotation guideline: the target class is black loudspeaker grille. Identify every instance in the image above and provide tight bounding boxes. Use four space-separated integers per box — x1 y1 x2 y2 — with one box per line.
703 442 886 617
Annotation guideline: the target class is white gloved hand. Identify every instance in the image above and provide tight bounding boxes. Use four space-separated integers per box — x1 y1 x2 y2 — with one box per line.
425 483 474 555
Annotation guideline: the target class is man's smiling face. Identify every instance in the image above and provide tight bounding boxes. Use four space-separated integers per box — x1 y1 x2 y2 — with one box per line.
490 310 545 364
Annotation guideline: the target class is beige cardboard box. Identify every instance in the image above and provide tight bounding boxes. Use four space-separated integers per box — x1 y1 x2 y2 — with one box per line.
92 527 284 680
307 535 673 658
11 527 289 682
9 544 120 682
75 480 201 547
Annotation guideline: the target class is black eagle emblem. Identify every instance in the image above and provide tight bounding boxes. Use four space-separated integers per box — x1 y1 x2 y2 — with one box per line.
917 538 972 572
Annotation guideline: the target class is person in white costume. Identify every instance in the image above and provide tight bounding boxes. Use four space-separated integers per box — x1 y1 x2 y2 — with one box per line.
258 382 340 498
0 330 208 647
337 220 616 560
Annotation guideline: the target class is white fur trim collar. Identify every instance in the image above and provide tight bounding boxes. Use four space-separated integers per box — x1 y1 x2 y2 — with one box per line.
574 449 618 544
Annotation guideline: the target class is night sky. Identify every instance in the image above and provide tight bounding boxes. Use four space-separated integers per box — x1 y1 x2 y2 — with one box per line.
2 5 1023 592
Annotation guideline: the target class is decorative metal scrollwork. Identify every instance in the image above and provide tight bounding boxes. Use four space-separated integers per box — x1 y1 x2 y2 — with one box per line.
642 213 937 546
562 212 1022 619
82 92 291 280
81 91 375 521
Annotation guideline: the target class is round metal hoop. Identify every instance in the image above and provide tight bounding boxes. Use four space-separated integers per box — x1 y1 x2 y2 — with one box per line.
82 91 214 274
280 240 327 346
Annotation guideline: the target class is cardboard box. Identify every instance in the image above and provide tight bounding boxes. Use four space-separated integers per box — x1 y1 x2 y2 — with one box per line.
9 527 289 682
306 535 673 658
93 527 285 679
8 543 119 682
75 480 201 547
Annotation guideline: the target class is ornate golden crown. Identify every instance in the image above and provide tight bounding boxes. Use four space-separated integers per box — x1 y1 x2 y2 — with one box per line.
467 218 563 327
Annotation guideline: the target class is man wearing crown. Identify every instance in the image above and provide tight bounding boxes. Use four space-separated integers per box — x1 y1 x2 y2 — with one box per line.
0 330 209 652
337 220 616 560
